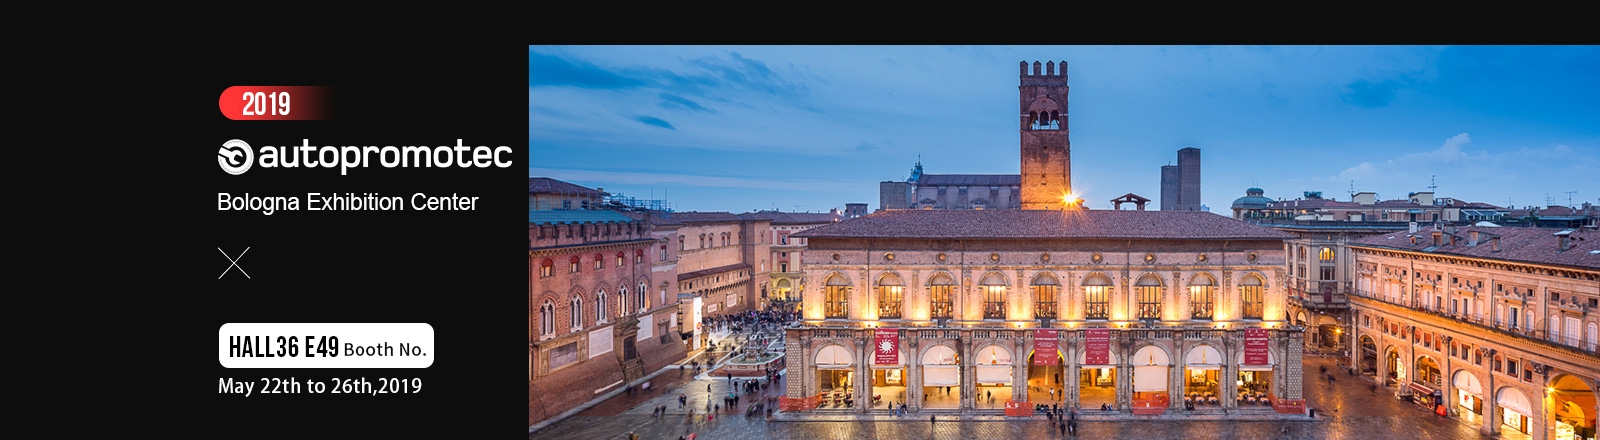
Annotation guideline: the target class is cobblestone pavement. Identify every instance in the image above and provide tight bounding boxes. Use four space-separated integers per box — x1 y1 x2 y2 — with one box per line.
531 353 1494 440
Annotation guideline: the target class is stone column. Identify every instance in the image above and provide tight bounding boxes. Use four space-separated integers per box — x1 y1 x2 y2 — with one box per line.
1117 335 1132 411
1223 332 1237 410
1441 339 1454 417
1067 332 1081 409
1375 336 1390 388
1480 349 1496 437
857 337 870 414
1350 311 1364 377
1171 340 1186 410
1283 328 1304 401
961 331 974 411
1014 332 1028 404
908 335 922 411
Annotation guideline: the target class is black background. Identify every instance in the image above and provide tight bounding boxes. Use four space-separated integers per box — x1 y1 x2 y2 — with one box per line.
186 43 524 437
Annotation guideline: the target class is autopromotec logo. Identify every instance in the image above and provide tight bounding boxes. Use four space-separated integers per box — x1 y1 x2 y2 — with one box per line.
218 139 512 175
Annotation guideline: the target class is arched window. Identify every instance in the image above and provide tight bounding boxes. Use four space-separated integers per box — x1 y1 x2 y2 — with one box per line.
596 289 608 323
540 301 555 336
616 252 625 267
619 286 630 316
594 253 604 270
981 273 1007 320
1136 275 1162 319
1084 274 1112 320
1241 276 1264 319
1189 274 1215 320
1319 247 1334 262
930 274 955 319
679 236 685 251
877 274 903 319
1550 313 1561 343
1032 273 1059 319
699 234 706 248
637 282 648 312
569 296 582 331
540 258 554 277
824 274 851 319
569 256 580 273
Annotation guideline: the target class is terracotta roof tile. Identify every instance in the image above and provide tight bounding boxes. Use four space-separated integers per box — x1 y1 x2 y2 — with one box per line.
917 174 1022 186
528 177 604 196
669 211 745 223
792 209 1294 240
739 210 843 225
1351 226 1600 270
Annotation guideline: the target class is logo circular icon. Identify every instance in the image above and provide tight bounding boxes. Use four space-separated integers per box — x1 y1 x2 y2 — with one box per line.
219 139 253 175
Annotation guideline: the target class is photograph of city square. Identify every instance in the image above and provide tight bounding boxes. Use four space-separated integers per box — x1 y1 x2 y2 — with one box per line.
528 46 1598 439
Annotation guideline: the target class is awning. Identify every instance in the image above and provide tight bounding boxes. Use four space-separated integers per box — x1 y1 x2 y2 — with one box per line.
1184 346 1222 370
815 345 853 369
1497 387 1532 415
1453 371 1483 395
1409 383 1436 396
922 345 958 366
976 365 1012 384
1134 366 1168 392
923 365 959 386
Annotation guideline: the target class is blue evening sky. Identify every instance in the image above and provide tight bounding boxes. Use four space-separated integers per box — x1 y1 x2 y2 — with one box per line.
529 46 1599 214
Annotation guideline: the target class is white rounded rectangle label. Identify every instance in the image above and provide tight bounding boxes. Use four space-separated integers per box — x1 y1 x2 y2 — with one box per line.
218 323 434 368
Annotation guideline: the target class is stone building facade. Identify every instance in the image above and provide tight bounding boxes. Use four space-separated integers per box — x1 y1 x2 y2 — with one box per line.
669 212 771 317
1349 225 1599 440
528 198 685 427
781 209 1305 417
741 210 843 306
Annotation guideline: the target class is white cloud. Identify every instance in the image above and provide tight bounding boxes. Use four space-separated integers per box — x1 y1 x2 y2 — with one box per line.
1321 133 1598 206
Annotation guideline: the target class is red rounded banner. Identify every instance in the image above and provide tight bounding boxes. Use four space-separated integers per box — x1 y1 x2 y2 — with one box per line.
219 86 330 120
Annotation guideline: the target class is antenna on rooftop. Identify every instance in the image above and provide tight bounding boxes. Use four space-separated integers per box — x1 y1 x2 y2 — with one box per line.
1546 193 1555 207
1427 175 1437 193
1564 191 1578 208
1349 180 1356 199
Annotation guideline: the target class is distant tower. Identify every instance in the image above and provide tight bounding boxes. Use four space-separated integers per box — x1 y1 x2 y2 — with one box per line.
1019 60 1073 210
1160 164 1180 211
1178 147 1201 211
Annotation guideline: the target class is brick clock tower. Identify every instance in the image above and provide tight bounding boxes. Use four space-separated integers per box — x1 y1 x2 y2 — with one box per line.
1019 60 1073 210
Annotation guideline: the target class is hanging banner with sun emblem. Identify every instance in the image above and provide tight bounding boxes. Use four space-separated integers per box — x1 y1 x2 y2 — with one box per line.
1033 329 1059 365
874 328 899 365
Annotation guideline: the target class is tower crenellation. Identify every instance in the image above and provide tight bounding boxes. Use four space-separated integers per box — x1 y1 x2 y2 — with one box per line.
1019 59 1073 209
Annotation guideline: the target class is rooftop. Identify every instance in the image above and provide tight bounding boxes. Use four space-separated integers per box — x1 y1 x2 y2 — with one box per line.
528 177 604 196
668 211 746 223
528 209 637 225
1350 226 1600 270
793 209 1295 240
739 210 843 225
916 174 1021 186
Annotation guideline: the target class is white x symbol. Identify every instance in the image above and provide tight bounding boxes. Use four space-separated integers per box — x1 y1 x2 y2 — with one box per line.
219 247 251 279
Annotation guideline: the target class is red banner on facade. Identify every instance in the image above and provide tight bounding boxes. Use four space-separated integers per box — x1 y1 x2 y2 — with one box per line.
1085 329 1110 365
874 328 899 365
1034 329 1059 365
1244 328 1269 366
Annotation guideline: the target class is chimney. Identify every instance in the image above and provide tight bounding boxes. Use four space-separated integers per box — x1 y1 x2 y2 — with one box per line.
1469 231 1479 247
1555 229 1574 251
1491 236 1500 252
1450 233 1458 247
